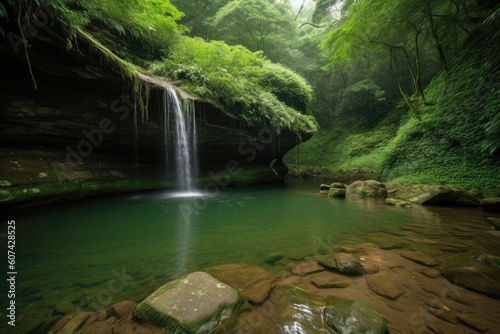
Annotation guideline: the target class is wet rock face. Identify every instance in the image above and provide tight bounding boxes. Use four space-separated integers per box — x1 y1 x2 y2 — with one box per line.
134 271 243 333
395 185 479 206
0 30 308 208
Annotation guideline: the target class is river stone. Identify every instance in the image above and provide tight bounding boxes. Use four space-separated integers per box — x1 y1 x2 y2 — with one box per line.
331 182 346 189
134 271 243 333
383 181 403 198
315 255 337 270
291 261 325 276
264 252 283 265
366 275 405 300
328 187 346 198
54 300 76 315
204 263 274 304
109 300 136 319
486 217 500 229
334 252 364 275
416 267 440 279
395 184 479 206
346 180 387 198
441 251 500 299
481 197 500 212
385 198 412 207
310 272 352 288
400 250 439 267
320 183 332 191
324 300 388 334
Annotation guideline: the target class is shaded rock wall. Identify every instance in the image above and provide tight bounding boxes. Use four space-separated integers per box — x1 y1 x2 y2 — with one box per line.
0 26 305 209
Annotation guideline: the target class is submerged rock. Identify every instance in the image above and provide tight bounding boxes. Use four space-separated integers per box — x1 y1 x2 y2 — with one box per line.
264 252 283 265
346 180 387 198
366 275 405 300
400 250 439 267
441 251 500 299
324 300 389 334
134 271 242 333
395 184 479 206
480 197 500 212
204 263 274 304
310 272 352 288
334 252 364 275
291 261 325 276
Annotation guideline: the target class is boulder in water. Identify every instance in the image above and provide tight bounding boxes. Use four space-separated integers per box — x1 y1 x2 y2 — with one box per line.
328 187 346 198
334 252 364 275
383 181 403 198
441 251 500 299
134 271 242 333
480 197 500 212
324 300 389 334
395 184 479 206
346 180 387 198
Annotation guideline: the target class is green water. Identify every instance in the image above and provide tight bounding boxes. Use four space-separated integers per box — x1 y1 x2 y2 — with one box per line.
1 179 498 333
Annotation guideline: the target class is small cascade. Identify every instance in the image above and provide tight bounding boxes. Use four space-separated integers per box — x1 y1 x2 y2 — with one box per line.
163 87 198 191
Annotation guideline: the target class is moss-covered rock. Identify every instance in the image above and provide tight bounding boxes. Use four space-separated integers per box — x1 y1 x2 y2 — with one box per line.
346 180 387 198
441 251 500 299
328 187 346 198
134 272 243 333
480 197 500 212
396 184 479 206
324 300 389 334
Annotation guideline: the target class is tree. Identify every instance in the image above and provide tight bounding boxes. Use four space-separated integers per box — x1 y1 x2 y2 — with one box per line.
170 0 230 40
322 0 486 115
211 0 297 63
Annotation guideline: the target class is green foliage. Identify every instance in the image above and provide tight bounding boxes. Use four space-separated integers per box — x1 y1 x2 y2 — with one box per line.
256 63 314 113
339 79 387 127
5 0 185 55
211 0 297 62
150 36 317 134
292 21 499 189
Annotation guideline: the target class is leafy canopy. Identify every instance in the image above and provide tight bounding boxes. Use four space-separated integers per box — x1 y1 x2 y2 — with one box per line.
150 36 317 134
211 0 297 62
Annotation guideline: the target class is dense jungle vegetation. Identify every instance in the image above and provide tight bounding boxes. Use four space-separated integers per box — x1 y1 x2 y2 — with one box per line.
2 0 499 189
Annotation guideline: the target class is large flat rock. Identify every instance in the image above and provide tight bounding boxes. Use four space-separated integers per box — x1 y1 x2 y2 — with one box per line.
134 271 242 333
204 263 274 304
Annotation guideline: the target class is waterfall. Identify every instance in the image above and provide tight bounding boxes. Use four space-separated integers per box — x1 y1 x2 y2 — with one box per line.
163 87 198 191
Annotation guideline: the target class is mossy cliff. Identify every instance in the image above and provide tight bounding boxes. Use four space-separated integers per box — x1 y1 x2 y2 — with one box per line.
0 3 314 208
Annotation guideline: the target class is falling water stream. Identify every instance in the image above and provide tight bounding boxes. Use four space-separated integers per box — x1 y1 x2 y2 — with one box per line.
163 87 198 193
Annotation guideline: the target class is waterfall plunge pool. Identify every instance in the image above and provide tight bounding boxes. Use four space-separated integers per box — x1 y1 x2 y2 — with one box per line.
2 178 500 333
